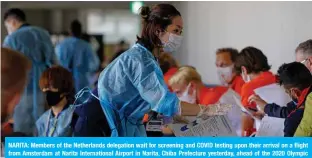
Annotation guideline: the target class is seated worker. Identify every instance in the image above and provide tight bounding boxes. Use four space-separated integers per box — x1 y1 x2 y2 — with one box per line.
170 67 228 104
234 46 283 136
249 62 312 137
1 47 31 146
35 66 77 137
162 66 242 136
215 47 245 94
73 87 111 137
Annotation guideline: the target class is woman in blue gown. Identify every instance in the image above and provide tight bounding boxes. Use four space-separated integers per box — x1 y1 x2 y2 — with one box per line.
96 4 202 137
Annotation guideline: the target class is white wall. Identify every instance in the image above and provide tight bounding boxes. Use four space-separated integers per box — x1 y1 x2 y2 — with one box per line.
175 2 312 84
86 9 140 45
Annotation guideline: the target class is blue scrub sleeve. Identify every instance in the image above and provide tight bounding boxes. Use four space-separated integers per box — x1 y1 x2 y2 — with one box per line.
126 56 180 117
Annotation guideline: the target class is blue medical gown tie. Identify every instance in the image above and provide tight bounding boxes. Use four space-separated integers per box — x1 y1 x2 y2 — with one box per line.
97 43 180 137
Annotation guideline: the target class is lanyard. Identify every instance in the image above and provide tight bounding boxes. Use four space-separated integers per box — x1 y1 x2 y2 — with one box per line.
45 110 63 137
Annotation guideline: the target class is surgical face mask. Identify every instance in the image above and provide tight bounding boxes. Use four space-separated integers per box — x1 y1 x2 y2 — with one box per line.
217 65 234 86
178 84 196 104
241 72 251 83
46 91 65 107
162 32 183 53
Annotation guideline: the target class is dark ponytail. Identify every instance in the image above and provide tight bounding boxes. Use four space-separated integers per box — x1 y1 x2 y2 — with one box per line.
140 6 151 23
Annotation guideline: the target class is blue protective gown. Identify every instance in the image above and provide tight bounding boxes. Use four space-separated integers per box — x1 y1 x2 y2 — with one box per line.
55 37 100 92
2 24 58 135
97 43 180 137
35 104 76 137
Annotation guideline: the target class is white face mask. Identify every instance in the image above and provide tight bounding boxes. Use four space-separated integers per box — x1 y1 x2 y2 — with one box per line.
241 72 251 83
162 32 183 53
217 65 234 86
178 84 196 104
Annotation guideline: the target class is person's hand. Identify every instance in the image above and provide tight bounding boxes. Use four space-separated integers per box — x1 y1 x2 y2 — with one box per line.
173 115 189 124
161 125 174 135
248 94 267 111
252 111 265 120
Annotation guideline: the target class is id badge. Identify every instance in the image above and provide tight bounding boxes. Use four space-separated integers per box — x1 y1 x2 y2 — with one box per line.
146 120 162 132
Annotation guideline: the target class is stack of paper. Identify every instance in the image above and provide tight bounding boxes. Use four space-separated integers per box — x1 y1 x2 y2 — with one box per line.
254 84 290 136
256 116 285 136
169 89 243 137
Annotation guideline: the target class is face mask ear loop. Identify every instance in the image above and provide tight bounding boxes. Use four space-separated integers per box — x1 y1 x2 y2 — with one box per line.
73 87 91 105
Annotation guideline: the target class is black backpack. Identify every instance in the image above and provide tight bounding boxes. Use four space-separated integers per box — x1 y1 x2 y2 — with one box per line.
72 88 111 137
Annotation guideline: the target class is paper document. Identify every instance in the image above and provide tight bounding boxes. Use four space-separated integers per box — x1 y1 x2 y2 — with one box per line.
169 115 237 137
256 116 285 136
218 89 244 136
175 89 244 136
254 83 290 131
254 83 291 107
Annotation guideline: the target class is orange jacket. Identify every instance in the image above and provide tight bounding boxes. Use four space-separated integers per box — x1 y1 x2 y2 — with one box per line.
240 71 276 109
198 86 229 105
230 75 245 94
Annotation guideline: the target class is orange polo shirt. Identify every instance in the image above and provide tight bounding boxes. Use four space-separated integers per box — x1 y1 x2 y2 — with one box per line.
241 71 276 109
230 75 245 94
198 86 229 105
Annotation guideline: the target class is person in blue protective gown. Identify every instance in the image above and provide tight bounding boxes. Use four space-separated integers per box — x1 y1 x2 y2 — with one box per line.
95 4 202 137
55 20 100 93
2 8 58 135
35 66 77 137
